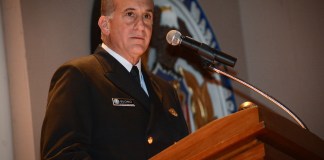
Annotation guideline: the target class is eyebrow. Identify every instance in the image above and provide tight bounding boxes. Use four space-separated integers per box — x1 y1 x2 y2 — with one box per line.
124 8 153 13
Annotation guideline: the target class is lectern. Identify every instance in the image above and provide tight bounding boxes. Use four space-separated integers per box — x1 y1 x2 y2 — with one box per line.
150 106 324 159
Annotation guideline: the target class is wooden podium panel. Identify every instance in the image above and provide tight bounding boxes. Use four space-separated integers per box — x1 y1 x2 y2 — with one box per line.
150 106 324 160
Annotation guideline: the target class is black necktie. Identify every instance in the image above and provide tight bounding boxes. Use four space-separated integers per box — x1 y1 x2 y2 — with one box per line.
130 66 141 85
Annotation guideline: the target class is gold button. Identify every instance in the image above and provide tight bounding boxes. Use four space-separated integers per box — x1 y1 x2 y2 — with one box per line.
168 108 178 117
147 136 153 144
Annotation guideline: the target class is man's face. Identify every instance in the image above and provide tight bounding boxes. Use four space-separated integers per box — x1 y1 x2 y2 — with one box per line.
107 0 153 62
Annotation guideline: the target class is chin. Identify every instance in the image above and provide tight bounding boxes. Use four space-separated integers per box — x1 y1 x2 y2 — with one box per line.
130 46 147 55
132 50 146 57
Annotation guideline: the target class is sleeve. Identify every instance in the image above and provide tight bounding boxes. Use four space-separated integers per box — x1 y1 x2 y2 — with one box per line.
170 85 190 137
40 64 93 160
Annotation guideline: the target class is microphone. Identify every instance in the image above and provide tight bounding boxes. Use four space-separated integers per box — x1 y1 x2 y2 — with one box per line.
166 30 237 67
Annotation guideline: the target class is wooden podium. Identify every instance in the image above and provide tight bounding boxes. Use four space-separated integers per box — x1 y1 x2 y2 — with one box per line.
150 106 324 159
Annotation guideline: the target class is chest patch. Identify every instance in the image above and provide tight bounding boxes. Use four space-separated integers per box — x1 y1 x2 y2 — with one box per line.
112 98 136 107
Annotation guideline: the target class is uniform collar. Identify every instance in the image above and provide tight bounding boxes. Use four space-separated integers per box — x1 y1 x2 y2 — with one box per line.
101 43 142 73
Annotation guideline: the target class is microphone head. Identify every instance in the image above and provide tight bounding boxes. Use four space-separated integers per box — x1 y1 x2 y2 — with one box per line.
166 30 182 46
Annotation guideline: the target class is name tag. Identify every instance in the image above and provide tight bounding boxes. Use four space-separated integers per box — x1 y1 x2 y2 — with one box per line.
112 98 135 107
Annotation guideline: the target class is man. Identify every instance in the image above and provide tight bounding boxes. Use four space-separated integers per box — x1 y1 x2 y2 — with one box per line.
40 0 189 159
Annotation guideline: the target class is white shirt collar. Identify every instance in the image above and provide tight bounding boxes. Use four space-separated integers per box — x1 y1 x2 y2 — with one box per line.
101 43 142 73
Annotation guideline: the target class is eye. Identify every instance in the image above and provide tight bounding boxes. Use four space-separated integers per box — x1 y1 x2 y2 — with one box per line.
125 11 135 17
143 13 152 20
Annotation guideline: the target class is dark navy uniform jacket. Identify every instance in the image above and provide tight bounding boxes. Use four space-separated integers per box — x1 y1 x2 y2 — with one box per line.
41 47 189 160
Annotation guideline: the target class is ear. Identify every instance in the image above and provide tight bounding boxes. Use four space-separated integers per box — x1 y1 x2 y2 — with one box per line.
98 16 110 36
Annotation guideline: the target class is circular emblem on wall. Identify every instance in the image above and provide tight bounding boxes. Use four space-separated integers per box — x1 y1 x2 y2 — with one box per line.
147 0 237 131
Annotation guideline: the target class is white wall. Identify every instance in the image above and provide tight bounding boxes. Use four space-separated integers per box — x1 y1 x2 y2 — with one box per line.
2 0 35 159
0 1 14 159
200 0 324 140
239 0 324 138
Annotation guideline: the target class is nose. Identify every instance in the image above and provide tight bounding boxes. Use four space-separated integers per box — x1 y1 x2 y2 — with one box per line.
134 17 145 31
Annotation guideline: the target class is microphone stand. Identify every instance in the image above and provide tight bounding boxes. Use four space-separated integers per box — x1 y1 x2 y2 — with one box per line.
206 62 308 130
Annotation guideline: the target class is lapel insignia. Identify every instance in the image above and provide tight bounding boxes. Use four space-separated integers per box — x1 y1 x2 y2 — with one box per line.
168 108 178 117
112 98 135 107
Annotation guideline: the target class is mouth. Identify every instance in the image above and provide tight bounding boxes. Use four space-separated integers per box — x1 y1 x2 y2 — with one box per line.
130 38 146 45
130 35 145 40
130 36 145 40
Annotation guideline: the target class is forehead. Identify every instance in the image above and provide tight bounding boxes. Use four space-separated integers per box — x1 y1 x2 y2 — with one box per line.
114 0 154 12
